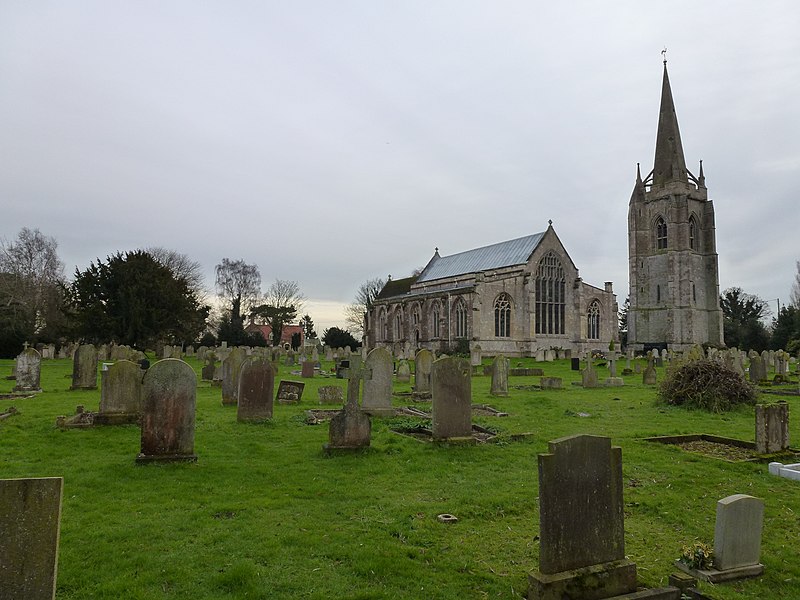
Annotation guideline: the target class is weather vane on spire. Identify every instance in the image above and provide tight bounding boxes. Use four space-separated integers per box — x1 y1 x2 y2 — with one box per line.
661 47 667 65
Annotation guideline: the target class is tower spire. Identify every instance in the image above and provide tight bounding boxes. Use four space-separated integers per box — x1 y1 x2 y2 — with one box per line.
652 61 688 188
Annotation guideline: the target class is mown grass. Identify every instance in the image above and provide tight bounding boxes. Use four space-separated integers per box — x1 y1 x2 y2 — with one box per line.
1 356 799 599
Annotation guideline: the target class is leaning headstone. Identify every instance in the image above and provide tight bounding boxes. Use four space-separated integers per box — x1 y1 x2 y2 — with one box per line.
489 355 509 397
71 344 98 390
276 380 305 403
396 360 411 383
755 402 789 454
0 477 64 600
13 347 42 392
96 360 142 425
529 434 637 599
431 356 472 442
221 347 247 405
414 349 433 396
237 358 275 422
136 359 197 463
318 385 344 404
362 347 394 416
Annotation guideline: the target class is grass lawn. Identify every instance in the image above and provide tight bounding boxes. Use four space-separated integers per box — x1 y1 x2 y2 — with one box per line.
1 355 799 599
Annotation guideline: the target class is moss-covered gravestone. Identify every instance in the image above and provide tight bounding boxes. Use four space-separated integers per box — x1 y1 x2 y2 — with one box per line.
71 344 98 390
530 435 649 600
0 477 63 599
237 358 274 423
13 347 42 393
221 347 247 405
490 355 509 397
432 357 472 442
136 359 197 464
97 360 142 425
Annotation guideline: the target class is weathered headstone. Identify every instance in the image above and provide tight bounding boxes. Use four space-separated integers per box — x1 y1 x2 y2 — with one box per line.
136 359 197 463
221 347 247 405
470 343 482 368
396 360 411 383
581 355 598 389
201 352 217 381
325 355 372 451
318 385 344 404
540 377 562 389
749 351 766 383
13 347 42 392
96 360 142 425
414 349 433 395
237 358 275 422
529 434 637 599
755 402 789 454
362 347 394 416
276 380 305 403
643 355 657 385
301 361 315 378
489 355 509 397
431 356 472 441
71 344 98 390
0 477 63 600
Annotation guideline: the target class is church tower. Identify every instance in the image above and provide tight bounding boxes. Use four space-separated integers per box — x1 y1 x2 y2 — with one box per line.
627 60 724 351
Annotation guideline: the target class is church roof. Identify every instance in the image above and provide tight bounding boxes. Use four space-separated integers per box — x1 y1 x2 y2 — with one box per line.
375 275 418 300
416 232 545 283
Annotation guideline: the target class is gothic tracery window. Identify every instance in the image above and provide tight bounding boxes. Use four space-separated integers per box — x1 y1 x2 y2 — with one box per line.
454 300 467 338
535 252 566 335
587 300 601 340
655 216 668 250
431 303 441 338
689 216 697 250
494 293 512 337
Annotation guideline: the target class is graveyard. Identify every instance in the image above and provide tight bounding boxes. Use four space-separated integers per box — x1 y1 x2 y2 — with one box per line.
2 352 799 599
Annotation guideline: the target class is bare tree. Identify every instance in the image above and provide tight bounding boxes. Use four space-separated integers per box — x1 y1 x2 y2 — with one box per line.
791 260 800 308
251 279 306 345
146 247 206 300
344 277 385 337
214 258 261 326
0 227 65 335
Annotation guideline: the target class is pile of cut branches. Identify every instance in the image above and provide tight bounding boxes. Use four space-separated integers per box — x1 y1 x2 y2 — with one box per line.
658 359 758 412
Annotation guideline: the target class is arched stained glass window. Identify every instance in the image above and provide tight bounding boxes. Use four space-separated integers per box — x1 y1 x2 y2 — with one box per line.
535 252 565 335
494 293 512 337
455 300 467 338
587 300 600 340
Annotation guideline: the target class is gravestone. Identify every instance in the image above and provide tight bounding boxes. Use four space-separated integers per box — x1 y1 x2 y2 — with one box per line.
201 352 217 381
318 385 344 404
544 349 555 362
749 351 766 383
534 348 545 362
301 361 315 378
529 434 637 599
570 357 580 371
71 344 98 390
396 360 411 383
755 402 789 454
431 356 472 441
325 355 372 451
237 358 274 422
714 494 764 573
581 355 598 389
136 359 197 463
470 343 482 368
221 347 247 405
276 380 305 403
96 360 141 425
414 349 433 395
604 351 624 386
13 347 42 392
489 355 509 397
643 355 657 385
0 477 63 600
324 346 333 361
362 347 394 416
540 377 562 389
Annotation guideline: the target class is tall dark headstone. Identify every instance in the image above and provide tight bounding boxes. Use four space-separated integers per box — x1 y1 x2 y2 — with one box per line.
431 356 472 441
237 358 275 422
221 347 247 405
0 477 63 600
71 344 98 390
136 359 197 463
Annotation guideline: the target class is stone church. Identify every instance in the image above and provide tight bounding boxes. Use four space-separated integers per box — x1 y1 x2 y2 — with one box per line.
365 223 618 357
627 61 724 351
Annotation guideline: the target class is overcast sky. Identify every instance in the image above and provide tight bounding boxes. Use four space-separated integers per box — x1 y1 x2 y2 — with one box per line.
2 1 798 332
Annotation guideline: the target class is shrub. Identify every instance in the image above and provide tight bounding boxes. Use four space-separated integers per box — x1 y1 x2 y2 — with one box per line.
657 359 758 412
679 541 714 570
